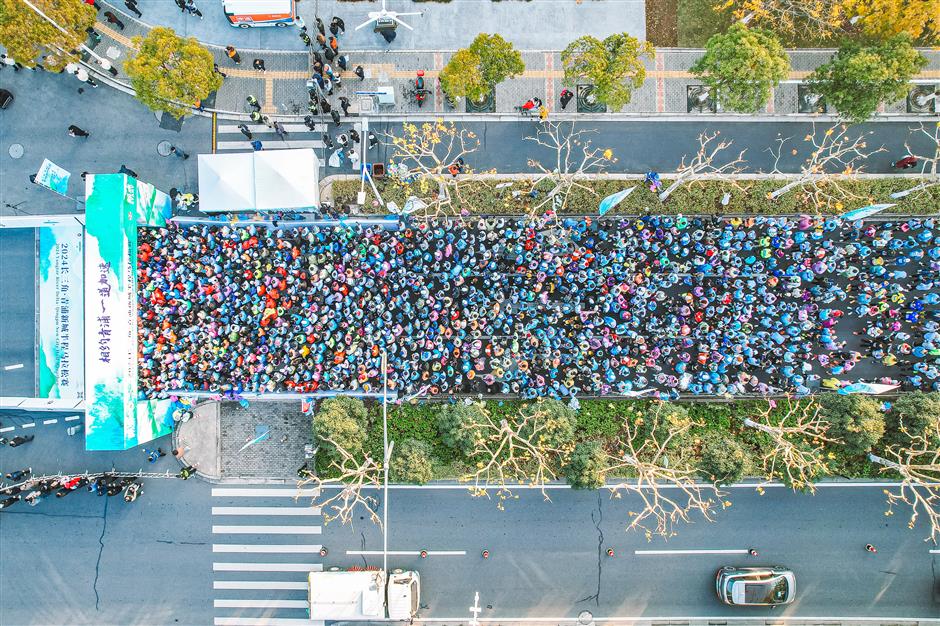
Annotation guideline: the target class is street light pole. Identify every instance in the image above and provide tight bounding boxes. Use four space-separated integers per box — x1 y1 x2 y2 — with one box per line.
18 0 107 65
382 350 389 574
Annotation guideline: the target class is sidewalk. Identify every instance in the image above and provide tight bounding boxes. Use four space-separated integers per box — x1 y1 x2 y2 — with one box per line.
88 1 940 119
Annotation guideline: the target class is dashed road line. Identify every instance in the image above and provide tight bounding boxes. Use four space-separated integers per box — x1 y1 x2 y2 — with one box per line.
212 506 321 516
213 525 321 535
213 544 323 553
213 581 309 590
213 562 324 572
43 419 58 425
214 599 308 609
212 488 319 498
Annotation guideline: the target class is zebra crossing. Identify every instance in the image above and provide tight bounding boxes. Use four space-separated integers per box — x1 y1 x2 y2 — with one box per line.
211 485 324 626
215 122 328 152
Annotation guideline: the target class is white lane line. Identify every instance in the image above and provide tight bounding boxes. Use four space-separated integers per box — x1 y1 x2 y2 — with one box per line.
213 562 323 572
635 549 751 555
212 506 321 516
216 140 324 151
3 363 24 370
930 549 940 554
21 422 35 428
213 580 309 590
215 618 315 626
214 599 309 609
346 550 466 556
212 488 319 498
212 525 321 535
0 426 14 433
218 123 328 133
213 544 323 553
42 419 58 425
64 416 81 422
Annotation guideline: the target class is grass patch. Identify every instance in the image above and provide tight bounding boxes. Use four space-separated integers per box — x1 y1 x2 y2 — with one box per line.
646 0 678 47
677 0 731 47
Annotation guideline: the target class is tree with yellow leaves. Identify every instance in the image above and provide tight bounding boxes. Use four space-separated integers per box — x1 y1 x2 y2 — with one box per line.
0 0 96 70
841 0 939 43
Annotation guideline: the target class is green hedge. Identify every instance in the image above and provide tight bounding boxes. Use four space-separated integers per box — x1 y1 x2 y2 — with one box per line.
331 177 940 217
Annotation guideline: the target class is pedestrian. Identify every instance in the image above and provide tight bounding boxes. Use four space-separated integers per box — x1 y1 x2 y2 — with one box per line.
68 124 90 138
319 99 331 114
330 109 341 125
273 120 288 140
184 0 203 18
170 146 190 160
300 31 312 47
367 132 378 150
24 490 42 506
98 58 118 76
119 164 138 178
178 465 196 480
83 0 101 10
124 0 142 18
865 543 877 553
329 16 345 35
73 67 97 88
251 140 263 151
0 53 21 71
354 65 365 80
226 46 242 65
315 16 326 35
349 128 360 144
311 51 323 66
7 435 34 447
302 115 316 131
253 58 266 72
538 105 549 121
328 35 338 52
5 468 32 481
85 27 101 45
893 155 918 169
295 15 306 31
246 94 261 111
560 88 573 109
212 63 227 79
172 446 190 458
322 133 334 149
237 123 253 140
0 496 20 509
339 96 351 116
103 10 125 29
174 0 186 11
323 47 336 62
336 54 349 71
316 32 327 49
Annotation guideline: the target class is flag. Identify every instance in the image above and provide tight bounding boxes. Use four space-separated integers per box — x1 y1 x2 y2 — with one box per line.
840 203 895 221
35 159 71 195
837 382 900 395
598 186 636 216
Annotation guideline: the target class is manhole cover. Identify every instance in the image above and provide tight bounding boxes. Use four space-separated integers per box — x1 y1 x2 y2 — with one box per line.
157 140 172 156
8 143 24 159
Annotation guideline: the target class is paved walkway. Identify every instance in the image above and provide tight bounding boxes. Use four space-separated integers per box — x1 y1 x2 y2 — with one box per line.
87 1 940 119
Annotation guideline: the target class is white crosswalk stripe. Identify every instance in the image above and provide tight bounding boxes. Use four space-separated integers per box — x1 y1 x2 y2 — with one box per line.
216 123 327 152
211 485 325 623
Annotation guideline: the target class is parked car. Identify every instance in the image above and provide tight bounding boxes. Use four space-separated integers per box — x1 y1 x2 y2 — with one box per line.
0 89 13 109
716 567 796 606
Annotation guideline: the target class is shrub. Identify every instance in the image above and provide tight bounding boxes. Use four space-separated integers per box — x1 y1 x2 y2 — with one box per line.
523 398 576 449
818 394 885 456
391 439 434 484
566 441 608 489
885 392 940 445
437 401 487 456
698 432 747 485
641 402 693 445
313 397 368 460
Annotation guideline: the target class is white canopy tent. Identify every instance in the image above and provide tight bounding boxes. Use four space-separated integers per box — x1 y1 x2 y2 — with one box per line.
198 148 320 213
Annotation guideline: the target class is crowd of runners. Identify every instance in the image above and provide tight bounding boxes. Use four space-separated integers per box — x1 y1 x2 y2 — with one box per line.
136 214 940 399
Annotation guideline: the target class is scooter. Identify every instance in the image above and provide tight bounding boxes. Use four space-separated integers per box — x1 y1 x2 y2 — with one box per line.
123 482 143 503
412 70 430 108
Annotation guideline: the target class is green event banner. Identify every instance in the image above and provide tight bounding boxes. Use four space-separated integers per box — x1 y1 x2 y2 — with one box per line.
38 224 84 398
83 174 173 450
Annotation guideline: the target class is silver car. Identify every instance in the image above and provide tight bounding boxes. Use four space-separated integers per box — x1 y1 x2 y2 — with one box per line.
716 567 796 606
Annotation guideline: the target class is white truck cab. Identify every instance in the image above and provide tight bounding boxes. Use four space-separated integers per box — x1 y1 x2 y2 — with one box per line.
308 568 420 622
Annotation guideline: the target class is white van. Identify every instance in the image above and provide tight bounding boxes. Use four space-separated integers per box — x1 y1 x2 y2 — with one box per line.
223 0 295 28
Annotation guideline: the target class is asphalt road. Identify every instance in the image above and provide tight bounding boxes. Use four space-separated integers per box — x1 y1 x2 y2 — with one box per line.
0 229 37 396
2 423 938 626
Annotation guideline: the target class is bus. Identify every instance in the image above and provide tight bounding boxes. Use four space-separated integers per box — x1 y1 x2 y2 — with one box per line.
222 0 295 28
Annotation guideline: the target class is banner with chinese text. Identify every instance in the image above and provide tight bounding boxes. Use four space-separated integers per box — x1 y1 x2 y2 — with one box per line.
38 224 84 398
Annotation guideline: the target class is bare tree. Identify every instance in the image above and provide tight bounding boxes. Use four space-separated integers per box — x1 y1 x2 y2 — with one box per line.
524 121 616 214
743 398 839 493
461 401 574 510
891 122 940 200
869 422 940 543
658 130 747 202
719 0 846 40
384 120 485 220
605 412 724 540
297 435 383 527
766 123 886 209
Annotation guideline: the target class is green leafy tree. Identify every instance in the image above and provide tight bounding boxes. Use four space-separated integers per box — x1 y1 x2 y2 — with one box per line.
391 439 434 485
818 394 885 456
886 392 940 445
698 433 748 486
467 33 525 88
312 397 368 461
561 33 655 110
437 401 487 457
807 34 928 124
124 27 223 118
439 48 487 102
641 402 694 448
565 441 607 489
523 398 576 448
690 24 790 113
0 0 95 70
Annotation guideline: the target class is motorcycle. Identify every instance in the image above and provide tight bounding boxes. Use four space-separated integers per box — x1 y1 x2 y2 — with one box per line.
123 482 143 503
411 70 430 108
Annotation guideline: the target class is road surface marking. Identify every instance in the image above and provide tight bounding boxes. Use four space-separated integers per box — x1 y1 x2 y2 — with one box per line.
635 549 751 555
212 525 321 535
213 562 323 572
21 422 35 428
43 419 58 425
3 363 24 370
212 487 319 498
346 550 466 556
930 549 940 553
64 416 81 422
218 123 327 133
212 506 321 516
216 140 325 151
215 618 315 626
0 426 14 433
214 599 309 609
213 544 323 553
213 581 309 590
414 618 935 624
